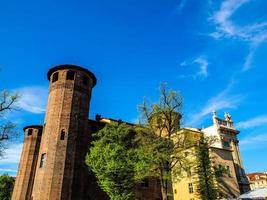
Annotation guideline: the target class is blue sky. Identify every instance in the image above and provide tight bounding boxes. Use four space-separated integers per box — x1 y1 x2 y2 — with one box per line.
0 0 267 175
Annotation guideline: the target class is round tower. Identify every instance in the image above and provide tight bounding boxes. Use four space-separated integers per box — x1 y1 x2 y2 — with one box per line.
31 65 96 200
12 126 43 200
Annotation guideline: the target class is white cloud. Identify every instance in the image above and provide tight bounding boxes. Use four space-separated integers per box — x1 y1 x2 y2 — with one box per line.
243 45 256 71
0 168 17 173
210 0 267 70
211 0 249 39
0 143 22 165
236 115 267 129
240 133 267 146
194 58 208 78
179 57 209 79
187 81 243 126
14 86 48 114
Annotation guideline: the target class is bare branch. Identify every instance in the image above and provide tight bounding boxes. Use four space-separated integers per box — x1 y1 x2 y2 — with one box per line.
0 91 19 114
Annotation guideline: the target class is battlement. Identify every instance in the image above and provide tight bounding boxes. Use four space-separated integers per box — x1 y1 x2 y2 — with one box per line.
47 64 97 87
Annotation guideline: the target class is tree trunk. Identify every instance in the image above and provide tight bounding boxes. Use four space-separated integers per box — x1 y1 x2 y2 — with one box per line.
161 180 168 200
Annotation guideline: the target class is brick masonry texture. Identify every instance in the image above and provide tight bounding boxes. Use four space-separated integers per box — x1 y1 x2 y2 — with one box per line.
12 127 42 200
13 65 162 200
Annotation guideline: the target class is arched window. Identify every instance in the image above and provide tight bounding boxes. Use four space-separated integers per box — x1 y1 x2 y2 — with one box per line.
60 130 65 140
66 70 75 80
52 72 59 82
28 129 33 136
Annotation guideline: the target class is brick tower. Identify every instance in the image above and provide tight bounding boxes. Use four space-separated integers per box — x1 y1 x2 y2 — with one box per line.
12 126 43 200
31 65 96 200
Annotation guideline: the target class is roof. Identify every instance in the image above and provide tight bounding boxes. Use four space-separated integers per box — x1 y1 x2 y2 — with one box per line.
247 173 267 181
47 64 97 87
90 114 135 126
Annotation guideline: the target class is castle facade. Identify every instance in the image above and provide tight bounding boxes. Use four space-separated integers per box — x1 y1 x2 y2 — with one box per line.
12 65 249 200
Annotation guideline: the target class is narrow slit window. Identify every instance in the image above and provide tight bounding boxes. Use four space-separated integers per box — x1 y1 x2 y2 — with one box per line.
52 72 59 82
66 71 75 80
40 153 46 168
60 130 65 140
28 129 33 136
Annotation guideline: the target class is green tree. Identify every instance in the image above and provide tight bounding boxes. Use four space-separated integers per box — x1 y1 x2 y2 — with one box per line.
195 134 218 200
86 122 137 200
135 85 191 200
0 173 15 200
0 90 19 158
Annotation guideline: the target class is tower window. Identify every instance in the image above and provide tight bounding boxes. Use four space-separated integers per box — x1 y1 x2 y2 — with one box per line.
83 76 89 86
60 130 65 140
188 183 194 193
66 70 75 80
40 153 46 168
38 129 42 137
28 129 33 136
52 72 59 82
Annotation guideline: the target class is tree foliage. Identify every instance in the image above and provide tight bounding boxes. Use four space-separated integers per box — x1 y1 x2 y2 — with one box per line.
195 134 218 200
135 84 191 200
86 122 137 200
0 173 15 200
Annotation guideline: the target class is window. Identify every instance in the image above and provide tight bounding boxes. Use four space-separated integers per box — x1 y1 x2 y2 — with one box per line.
40 153 46 168
188 183 194 194
83 76 89 86
28 129 33 136
174 189 177 194
52 72 59 82
60 130 65 140
38 129 42 137
226 166 232 177
66 70 75 80
141 178 149 187
223 141 230 148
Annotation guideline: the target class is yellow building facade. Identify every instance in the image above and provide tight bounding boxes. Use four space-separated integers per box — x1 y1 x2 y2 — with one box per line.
172 112 250 200
247 173 267 190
